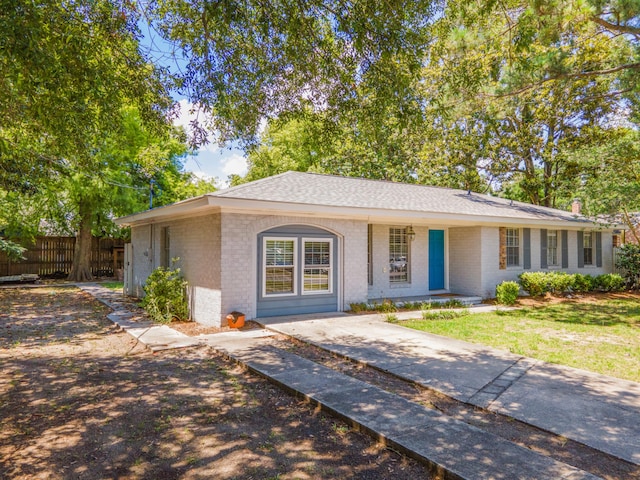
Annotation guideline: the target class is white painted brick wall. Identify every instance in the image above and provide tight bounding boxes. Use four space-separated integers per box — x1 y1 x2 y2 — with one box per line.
132 214 617 324
219 213 369 323
368 224 432 299
130 225 154 298
449 227 483 296
130 214 223 326
480 227 615 299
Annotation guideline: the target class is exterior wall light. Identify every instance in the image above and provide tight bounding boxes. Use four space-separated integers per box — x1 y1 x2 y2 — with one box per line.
406 225 416 241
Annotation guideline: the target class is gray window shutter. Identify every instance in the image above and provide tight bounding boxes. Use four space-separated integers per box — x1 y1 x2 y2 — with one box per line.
523 228 531 270
596 231 602 267
577 231 584 268
540 229 548 269
561 230 568 268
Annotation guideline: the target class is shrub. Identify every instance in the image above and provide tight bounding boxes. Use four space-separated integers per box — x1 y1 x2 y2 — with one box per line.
615 243 640 289
374 299 397 313
572 274 594 293
141 263 189 324
495 281 519 305
547 272 574 294
518 272 549 296
402 301 421 311
420 301 433 311
441 299 464 308
385 313 399 323
594 273 625 292
349 302 368 313
422 309 469 320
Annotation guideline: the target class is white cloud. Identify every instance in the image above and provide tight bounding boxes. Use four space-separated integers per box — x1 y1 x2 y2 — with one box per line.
222 154 248 177
174 100 248 187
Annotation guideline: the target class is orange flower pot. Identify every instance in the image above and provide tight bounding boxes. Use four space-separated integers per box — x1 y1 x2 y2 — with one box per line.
226 311 245 328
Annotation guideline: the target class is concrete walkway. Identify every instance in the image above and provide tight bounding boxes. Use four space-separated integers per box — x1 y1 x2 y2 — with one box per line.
80 283 639 478
78 283 201 351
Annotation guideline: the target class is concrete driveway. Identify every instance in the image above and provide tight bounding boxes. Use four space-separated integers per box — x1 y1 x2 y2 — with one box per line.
260 312 640 466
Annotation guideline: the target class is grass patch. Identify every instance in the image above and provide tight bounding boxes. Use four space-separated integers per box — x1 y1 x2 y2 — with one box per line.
102 281 124 290
401 299 640 382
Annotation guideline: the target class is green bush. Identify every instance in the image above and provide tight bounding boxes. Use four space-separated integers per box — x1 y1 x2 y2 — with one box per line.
422 309 469 320
441 299 464 309
141 264 189 324
495 281 520 305
615 243 640 289
385 313 399 323
572 274 594 293
547 272 574 293
594 273 625 292
349 302 368 313
518 272 549 296
374 300 397 313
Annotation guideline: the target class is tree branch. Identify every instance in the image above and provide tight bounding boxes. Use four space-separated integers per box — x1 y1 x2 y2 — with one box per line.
591 15 640 37
484 63 640 98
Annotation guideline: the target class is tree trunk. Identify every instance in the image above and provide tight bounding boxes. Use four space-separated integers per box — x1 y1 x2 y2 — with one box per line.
68 202 94 282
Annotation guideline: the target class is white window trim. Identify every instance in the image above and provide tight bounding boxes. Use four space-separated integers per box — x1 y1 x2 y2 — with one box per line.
506 228 520 269
547 230 559 267
583 231 594 266
389 226 411 283
301 237 333 295
262 236 298 298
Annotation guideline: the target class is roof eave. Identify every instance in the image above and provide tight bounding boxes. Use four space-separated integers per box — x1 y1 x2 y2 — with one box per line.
115 196 617 230
115 195 213 227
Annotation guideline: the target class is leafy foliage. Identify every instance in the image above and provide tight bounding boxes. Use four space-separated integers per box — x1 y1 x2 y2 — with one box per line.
495 281 520 305
573 129 640 232
519 271 626 295
518 272 551 297
615 243 640 288
547 273 575 294
0 237 26 261
594 273 626 292
141 263 189 324
573 274 596 293
151 0 433 146
0 0 171 187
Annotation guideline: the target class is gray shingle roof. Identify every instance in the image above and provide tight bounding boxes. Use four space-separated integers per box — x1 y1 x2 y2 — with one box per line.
214 171 586 223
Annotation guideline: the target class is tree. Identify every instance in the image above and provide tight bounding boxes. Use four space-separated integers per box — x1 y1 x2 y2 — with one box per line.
0 0 172 184
60 109 201 281
572 128 640 239
0 1 191 281
147 0 434 145
431 0 640 98
414 0 632 207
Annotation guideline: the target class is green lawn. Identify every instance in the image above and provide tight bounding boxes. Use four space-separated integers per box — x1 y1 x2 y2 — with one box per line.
399 299 640 382
102 281 124 290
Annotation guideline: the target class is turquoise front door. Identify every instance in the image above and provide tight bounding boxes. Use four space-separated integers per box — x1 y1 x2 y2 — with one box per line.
429 230 445 290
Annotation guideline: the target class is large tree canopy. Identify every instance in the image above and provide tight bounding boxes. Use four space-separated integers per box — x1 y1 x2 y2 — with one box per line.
144 0 639 147
0 0 172 190
147 0 435 145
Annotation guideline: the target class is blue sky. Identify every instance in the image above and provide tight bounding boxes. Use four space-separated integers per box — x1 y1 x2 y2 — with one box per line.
172 99 249 187
139 19 248 187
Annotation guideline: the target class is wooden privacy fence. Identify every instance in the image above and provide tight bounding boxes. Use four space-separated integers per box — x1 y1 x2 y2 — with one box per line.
0 236 125 277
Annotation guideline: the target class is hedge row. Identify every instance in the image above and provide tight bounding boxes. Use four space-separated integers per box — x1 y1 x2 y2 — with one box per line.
518 272 625 296
495 272 625 305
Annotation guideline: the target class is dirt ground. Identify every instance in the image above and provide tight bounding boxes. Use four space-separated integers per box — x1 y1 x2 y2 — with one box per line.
0 287 434 480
